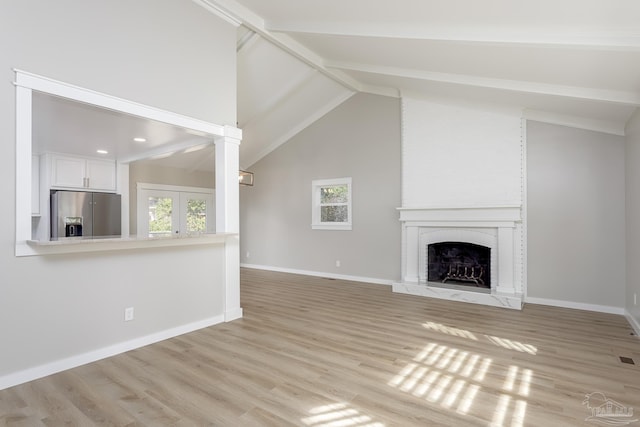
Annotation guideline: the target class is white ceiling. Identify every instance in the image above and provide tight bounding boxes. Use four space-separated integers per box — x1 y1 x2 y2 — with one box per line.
219 0 640 164
32 91 215 171
33 0 640 172
236 26 354 168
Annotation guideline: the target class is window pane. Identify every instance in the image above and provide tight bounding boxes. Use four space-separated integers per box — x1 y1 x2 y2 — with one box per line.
320 185 348 203
186 199 207 233
148 197 172 236
321 205 348 223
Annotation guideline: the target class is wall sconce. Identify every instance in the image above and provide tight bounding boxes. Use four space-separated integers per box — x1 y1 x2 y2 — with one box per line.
239 170 254 186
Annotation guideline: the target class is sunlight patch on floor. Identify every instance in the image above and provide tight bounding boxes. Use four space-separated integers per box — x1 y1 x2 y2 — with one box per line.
388 343 492 414
423 321 478 340
301 403 384 427
388 343 533 426
490 364 531 426
421 321 538 355
485 335 537 355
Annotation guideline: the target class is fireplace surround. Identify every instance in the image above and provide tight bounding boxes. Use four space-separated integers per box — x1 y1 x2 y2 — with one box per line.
393 205 524 309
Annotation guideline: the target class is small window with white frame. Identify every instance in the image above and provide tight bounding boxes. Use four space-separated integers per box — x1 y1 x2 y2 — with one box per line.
312 177 352 230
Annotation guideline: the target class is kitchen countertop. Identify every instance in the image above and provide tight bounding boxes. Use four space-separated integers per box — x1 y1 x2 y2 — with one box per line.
25 232 237 255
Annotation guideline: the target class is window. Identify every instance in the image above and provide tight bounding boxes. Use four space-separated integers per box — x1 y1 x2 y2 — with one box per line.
312 177 352 230
137 184 215 237
147 194 176 236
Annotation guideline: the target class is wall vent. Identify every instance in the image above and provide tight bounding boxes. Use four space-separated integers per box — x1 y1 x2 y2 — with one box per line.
619 356 635 365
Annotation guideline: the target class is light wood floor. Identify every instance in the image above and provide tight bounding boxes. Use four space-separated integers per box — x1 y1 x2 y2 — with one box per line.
2 269 640 426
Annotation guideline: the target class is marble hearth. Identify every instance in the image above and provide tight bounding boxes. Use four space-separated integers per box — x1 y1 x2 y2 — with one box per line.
393 206 524 309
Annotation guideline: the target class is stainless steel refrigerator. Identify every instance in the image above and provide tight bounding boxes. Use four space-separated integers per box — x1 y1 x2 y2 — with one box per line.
50 190 121 240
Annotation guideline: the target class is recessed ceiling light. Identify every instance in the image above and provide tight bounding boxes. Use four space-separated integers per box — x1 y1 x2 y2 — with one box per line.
96 149 108 154
133 137 146 142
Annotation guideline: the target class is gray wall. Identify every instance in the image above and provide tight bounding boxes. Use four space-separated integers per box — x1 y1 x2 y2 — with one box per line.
0 0 235 380
240 93 401 282
625 109 640 327
527 121 626 308
128 162 215 234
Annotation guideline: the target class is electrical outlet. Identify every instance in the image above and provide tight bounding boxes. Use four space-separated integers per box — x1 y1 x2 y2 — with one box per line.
335 260 341 267
124 307 134 322
246 251 250 259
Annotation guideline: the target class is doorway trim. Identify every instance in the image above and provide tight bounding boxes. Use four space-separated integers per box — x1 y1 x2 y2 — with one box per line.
136 182 215 237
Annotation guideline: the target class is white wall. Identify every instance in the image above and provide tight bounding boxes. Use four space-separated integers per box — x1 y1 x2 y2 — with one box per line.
625 109 640 329
0 1 236 125
402 97 523 207
0 0 236 384
240 93 401 282
527 121 626 310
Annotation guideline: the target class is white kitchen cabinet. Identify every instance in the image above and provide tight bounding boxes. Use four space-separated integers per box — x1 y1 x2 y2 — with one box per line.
51 155 85 188
85 159 117 190
50 154 116 191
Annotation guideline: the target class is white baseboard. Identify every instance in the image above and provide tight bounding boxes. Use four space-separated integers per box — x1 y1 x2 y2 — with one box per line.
525 296 625 315
225 308 244 322
0 315 225 391
240 263 394 286
625 310 640 336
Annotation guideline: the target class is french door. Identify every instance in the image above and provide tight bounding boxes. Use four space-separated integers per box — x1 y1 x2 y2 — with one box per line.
137 184 215 238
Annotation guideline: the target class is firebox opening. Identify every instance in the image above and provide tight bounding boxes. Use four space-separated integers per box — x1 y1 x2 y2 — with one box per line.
427 241 491 289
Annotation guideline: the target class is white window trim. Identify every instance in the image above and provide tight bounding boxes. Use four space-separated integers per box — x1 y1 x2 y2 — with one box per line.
136 182 215 237
312 177 352 231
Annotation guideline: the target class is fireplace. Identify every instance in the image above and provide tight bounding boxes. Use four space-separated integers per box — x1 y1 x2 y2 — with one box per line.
393 205 524 309
427 242 491 288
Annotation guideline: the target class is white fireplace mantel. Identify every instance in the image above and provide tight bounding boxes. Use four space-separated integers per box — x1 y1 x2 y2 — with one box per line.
398 205 521 224
394 205 524 310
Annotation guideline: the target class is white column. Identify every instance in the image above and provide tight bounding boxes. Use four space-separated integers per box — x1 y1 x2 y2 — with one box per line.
15 85 32 253
496 226 516 294
215 125 243 321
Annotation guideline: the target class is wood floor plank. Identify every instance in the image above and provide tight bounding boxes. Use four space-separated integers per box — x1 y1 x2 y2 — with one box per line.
1 268 639 426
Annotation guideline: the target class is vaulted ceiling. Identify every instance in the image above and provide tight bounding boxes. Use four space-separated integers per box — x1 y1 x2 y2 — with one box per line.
215 0 640 168
35 1 640 172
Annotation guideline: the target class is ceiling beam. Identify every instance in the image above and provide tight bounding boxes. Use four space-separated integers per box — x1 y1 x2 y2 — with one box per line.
236 28 258 52
264 22 640 51
194 0 359 92
191 0 241 26
194 0 394 96
326 61 640 106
